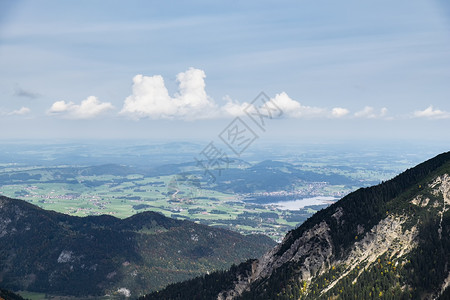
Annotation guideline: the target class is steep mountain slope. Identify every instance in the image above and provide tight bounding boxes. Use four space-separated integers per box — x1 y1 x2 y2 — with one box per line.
141 151 450 300
0 196 275 298
0 288 26 300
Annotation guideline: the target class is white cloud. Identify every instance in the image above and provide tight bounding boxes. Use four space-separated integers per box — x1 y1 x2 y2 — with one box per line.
221 95 248 117
413 106 450 119
270 93 350 119
8 106 31 116
273 92 340 117
49 96 114 119
50 100 71 113
354 106 388 119
331 107 350 118
220 92 348 119
354 106 374 118
121 68 217 120
271 92 304 117
119 68 362 121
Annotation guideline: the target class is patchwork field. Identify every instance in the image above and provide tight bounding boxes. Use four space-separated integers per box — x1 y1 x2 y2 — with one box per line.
0 141 434 241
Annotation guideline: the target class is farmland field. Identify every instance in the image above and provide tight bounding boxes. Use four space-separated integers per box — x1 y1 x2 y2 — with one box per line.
0 141 442 241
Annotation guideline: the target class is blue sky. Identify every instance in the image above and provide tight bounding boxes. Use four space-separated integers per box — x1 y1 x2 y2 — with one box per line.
0 0 449 142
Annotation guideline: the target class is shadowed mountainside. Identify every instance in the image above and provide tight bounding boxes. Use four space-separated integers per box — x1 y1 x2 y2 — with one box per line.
0 196 275 298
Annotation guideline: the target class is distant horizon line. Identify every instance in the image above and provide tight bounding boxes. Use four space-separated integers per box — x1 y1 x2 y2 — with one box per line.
0 138 448 149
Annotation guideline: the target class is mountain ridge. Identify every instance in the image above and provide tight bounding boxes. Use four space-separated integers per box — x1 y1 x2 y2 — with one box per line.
0 196 275 298
141 151 450 299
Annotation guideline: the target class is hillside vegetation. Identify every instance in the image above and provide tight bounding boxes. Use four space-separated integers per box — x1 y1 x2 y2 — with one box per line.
141 151 450 299
0 197 274 298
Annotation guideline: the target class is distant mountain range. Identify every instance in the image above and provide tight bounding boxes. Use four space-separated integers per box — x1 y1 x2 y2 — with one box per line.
141 151 450 299
0 196 275 298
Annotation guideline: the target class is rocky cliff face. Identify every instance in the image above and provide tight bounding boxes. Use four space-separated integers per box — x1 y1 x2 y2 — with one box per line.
218 220 334 300
216 152 450 300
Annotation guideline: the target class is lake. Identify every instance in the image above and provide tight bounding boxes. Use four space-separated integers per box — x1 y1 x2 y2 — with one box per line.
268 196 338 210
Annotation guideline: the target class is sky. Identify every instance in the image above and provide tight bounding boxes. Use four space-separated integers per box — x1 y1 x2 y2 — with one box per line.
0 0 450 143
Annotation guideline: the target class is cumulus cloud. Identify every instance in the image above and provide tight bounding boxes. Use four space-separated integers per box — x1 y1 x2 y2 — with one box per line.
120 68 353 120
49 96 114 119
221 95 248 117
354 106 388 119
271 92 326 118
413 106 450 119
121 68 217 120
8 107 31 116
268 92 353 119
221 92 346 119
331 107 350 118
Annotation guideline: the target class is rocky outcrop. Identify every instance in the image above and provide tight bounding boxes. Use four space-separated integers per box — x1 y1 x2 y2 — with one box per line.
218 220 334 298
323 215 418 294
218 171 450 299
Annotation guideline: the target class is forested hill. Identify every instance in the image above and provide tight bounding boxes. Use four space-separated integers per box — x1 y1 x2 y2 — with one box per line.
141 151 450 300
0 288 26 300
0 196 275 298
